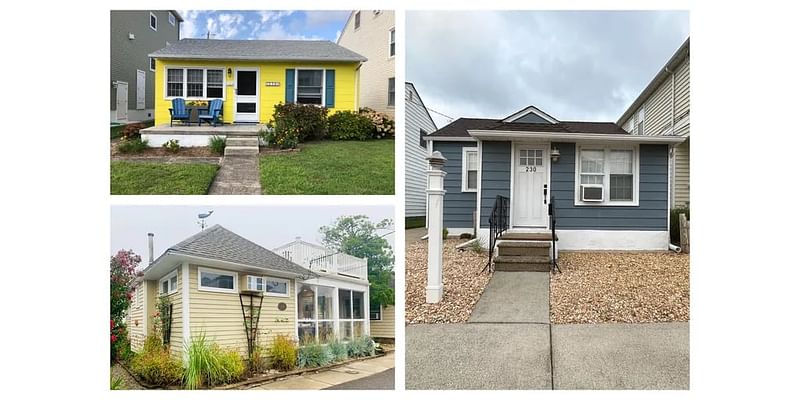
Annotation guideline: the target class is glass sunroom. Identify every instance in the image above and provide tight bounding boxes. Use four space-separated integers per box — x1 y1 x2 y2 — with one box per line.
296 283 368 343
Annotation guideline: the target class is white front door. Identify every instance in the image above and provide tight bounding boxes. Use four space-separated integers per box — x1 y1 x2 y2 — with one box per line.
136 70 146 110
115 81 128 121
513 146 549 227
235 69 259 123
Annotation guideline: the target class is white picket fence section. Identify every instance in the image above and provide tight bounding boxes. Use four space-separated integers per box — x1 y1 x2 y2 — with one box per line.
274 239 368 280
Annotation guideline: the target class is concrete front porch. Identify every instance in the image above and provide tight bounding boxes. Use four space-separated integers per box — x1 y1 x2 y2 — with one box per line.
140 124 262 147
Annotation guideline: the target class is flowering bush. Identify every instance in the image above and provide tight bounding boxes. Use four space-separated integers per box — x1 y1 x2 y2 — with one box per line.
162 139 180 153
359 107 395 138
328 111 374 140
110 250 142 361
153 295 172 346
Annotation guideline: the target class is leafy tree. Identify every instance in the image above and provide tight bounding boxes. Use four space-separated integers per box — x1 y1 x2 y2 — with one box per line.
110 249 142 361
320 215 394 306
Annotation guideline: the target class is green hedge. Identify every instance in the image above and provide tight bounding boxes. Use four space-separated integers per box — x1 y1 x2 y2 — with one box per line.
328 111 374 140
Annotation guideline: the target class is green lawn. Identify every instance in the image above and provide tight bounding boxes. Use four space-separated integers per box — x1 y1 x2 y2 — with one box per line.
260 140 394 195
111 162 219 195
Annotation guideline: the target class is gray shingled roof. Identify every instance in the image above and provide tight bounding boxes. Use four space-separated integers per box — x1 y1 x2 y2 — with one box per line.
164 225 314 277
428 117 628 138
149 39 367 62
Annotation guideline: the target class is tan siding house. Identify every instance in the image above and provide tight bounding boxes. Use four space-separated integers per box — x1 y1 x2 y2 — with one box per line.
337 10 396 118
618 38 690 208
128 225 371 362
370 305 395 340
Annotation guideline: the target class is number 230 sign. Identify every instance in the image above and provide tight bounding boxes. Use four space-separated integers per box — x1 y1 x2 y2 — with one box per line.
525 166 537 172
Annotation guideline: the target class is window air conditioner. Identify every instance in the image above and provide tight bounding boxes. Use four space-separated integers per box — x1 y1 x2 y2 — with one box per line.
580 185 604 202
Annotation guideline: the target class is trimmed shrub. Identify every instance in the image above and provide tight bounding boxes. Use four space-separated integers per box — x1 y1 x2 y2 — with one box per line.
268 334 297 371
359 107 395 139
297 341 333 369
670 206 690 245
209 136 226 155
121 123 146 140
347 336 376 358
162 139 180 153
117 138 149 154
183 333 245 389
328 111 374 140
327 339 348 362
130 335 183 387
272 102 328 142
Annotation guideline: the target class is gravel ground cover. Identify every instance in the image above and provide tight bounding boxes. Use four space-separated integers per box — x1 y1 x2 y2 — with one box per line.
405 239 491 324
550 251 689 324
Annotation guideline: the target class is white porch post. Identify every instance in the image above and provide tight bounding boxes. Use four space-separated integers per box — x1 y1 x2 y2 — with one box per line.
426 151 447 303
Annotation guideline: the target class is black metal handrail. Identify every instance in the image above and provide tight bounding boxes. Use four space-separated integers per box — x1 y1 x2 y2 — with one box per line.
483 195 509 273
548 195 560 273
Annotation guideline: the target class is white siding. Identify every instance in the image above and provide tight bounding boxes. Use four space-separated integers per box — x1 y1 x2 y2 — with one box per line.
337 11 395 117
405 83 437 218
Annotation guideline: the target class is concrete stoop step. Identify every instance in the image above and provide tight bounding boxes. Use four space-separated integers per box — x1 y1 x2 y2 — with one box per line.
224 136 259 156
493 255 551 272
493 232 556 271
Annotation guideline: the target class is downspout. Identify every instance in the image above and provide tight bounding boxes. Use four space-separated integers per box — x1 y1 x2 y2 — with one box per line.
666 66 677 251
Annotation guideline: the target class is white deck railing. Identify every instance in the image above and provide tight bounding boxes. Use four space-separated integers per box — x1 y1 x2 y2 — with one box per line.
274 240 368 281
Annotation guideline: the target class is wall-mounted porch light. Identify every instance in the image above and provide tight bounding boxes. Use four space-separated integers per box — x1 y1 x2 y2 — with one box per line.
227 68 232 77
551 145 561 163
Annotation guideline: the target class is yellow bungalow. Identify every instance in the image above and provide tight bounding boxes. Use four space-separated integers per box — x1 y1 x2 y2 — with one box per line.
147 39 366 127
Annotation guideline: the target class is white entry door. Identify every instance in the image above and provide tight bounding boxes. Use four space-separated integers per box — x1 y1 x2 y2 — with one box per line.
115 81 128 121
136 70 146 110
235 69 259 123
513 146 549 227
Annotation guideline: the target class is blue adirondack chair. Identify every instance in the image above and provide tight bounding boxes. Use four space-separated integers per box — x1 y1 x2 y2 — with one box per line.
198 99 223 126
168 98 191 126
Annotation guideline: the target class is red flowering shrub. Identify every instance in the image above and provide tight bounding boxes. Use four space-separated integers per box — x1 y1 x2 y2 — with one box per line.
110 249 142 362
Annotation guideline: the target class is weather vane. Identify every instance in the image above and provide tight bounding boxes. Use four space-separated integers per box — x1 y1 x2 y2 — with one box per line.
197 210 214 230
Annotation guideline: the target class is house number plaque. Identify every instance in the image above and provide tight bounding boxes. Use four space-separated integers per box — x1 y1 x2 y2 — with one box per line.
525 166 537 172
265 81 281 87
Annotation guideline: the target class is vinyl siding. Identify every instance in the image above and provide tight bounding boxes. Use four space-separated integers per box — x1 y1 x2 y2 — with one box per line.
673 58 690 121
479 141 512 228
164 272 183 358
621 57 690 137
673 139 690 207
551 143 668 230
188 265 296 358
405 84 437 218
432 141 477 229
337 11 395 117
370 305 395 339
153 60 360 125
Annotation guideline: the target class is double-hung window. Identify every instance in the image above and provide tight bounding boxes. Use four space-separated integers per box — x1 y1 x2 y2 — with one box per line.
387 78 395 106
198 268 237 293
576 146 638 205
165 68 225 99
297 70 323 105
369 303 382 320
462 147 478 192
389 28 395 57
159 270 178 295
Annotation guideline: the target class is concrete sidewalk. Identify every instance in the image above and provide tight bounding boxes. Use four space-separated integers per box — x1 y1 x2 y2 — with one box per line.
469 272 550 324
208 155 261 195
250 351 394 390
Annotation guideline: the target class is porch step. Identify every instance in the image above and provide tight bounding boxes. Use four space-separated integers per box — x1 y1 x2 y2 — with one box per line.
500 232 558 241
226 137 259 147
494 255 551 264
497 244 550 257
224 146 259 156
494 254 552 272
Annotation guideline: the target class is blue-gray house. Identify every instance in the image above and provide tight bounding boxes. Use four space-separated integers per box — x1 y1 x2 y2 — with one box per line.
423 106 686 269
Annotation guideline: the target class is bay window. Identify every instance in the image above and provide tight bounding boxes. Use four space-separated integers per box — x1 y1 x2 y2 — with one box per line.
297 70 323 105
576 145 638 206
164 67 225 99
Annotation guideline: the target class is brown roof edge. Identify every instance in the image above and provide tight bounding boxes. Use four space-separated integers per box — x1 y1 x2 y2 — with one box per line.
616 37 690 125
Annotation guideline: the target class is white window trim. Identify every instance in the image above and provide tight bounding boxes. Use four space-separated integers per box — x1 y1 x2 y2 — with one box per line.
168 12 176 26
370 304 382 321
574 144 640 207
198 267 238 294
264 277 290 297
149 12 157 32
461 147 479 193
149 57 156 72
293 68 326 107
159 269 178 295
163 66 226 101
389 27 395 58
296 284 337 342
246 275 265 291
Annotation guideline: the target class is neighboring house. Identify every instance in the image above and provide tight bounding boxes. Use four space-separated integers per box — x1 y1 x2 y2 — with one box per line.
423 104 685 259
405 82 437 223
127 225 370 360
617 38 690 208
111 10 182 123
337 10 396 118
146 39 366 129
369 273 395 342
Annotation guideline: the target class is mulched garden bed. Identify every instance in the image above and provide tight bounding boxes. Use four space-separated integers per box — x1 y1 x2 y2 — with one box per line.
550 251 690 324
406 239 492 324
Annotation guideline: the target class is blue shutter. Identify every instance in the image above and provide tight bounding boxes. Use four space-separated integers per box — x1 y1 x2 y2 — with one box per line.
285 69 295 103
325 69 335 108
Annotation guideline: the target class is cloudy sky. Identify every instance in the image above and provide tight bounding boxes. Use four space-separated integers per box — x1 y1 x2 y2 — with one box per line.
110 205 394 271
407 10 689 127
178 10 350 41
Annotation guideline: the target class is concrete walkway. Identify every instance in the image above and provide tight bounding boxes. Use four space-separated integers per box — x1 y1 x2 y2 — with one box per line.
250 351 394 390
208 155 261 195
407 271 689 390
325 368 394 390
